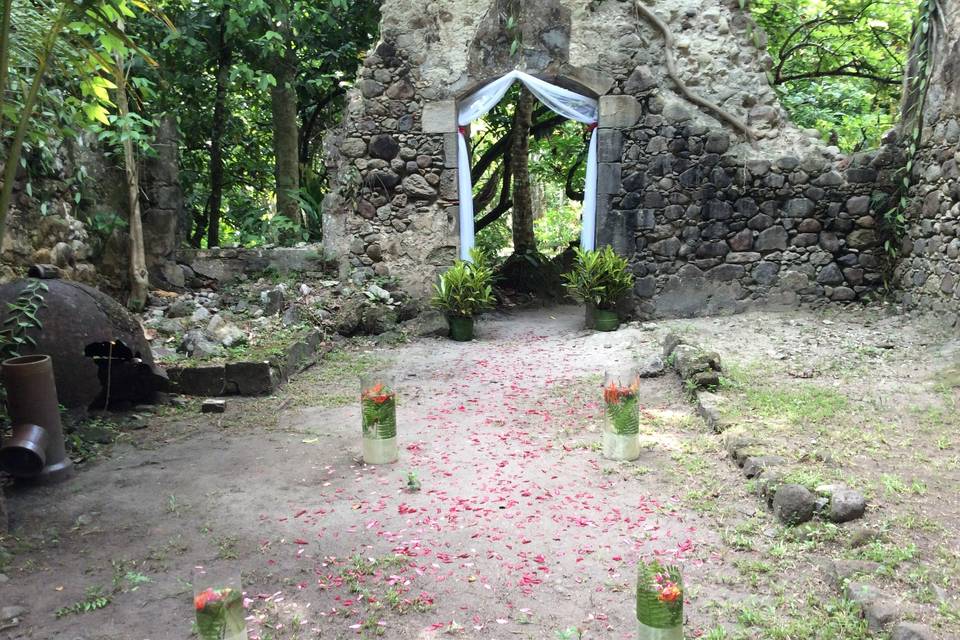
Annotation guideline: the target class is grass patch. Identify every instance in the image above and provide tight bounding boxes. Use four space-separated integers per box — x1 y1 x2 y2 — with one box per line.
854 541 918 568
719 363 848 426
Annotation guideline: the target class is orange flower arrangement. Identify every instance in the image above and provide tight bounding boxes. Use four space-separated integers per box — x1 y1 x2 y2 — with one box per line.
194 587 223 610
362 382 394 405
657 583 682 603
637 560 683 631
603 380 638 404
361 379 397 440
194 585 244 639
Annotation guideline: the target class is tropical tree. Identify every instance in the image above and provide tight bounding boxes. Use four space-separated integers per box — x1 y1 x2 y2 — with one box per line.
750 0 915 150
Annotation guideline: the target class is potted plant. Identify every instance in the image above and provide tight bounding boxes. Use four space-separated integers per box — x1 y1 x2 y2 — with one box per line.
431 250 495 341
562 247 634 331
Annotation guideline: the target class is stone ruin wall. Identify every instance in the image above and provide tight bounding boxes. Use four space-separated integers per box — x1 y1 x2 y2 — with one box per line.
894 0 960 323
324 0 900 317
0 116 186 290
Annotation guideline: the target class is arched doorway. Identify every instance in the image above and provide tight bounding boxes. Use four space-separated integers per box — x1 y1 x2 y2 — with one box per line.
454 71 599 260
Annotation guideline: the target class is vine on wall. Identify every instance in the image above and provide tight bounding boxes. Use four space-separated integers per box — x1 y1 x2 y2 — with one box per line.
883 0 944 258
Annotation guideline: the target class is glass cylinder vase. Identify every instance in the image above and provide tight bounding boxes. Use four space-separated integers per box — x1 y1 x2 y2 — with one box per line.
603 369 641 461
192 565 246 640
636 560 683 640
360 374 398 464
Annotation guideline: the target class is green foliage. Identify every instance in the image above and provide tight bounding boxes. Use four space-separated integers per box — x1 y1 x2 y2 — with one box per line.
562 247 634 310
0 279 47 360
431 250 495 318
137 0 379 248
469 85 588 256
533 182 581 257
0 0 158 245
475 218 512 257
751 0 915 150
54 586 111 618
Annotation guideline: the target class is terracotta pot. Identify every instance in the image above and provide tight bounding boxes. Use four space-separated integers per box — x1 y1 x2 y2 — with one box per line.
1 355 73 482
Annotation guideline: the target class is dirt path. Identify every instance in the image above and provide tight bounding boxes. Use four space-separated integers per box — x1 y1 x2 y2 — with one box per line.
4 306 955 639
1 307 729 639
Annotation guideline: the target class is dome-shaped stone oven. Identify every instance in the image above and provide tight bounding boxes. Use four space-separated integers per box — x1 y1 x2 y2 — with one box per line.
0 279 164 409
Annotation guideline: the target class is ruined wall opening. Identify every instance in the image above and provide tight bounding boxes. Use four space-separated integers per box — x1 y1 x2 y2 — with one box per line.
323 0 907 318
456 73 599 295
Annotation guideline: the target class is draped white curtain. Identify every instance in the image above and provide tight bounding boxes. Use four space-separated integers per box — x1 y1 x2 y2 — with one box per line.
456 70 598 260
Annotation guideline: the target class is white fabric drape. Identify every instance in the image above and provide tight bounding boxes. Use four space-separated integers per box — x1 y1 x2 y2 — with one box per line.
456 70 598 260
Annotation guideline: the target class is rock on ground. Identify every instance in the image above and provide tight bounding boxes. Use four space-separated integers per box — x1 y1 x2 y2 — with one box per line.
772 483 816 525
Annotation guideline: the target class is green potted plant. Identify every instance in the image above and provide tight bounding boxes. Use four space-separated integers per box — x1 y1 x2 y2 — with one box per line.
562 246 634 331
431 250 495 341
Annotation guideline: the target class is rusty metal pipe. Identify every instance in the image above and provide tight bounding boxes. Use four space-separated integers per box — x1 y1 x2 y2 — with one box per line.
1 355 73 482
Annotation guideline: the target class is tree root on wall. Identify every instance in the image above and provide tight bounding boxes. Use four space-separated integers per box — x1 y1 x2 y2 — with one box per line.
634 1 757 143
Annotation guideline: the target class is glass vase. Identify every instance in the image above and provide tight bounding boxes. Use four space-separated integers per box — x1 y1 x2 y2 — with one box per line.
636 560 683 640
361 374 398 464
192 565 246 640
603 369 641 460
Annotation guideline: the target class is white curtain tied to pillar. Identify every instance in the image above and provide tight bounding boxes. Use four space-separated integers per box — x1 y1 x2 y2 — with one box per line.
456 70 599 260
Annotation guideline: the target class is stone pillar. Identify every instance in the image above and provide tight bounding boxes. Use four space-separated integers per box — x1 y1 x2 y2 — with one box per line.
140 115 186 287
596 95 641 254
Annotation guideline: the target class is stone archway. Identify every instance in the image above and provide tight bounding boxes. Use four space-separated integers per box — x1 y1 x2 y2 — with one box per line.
324 0 894 318
452 70 600 260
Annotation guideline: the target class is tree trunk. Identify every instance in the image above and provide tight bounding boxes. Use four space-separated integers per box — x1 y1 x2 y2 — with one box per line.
0 5 67 249
207 7 232 248
113 35 149 310
510 86 536 253
0 0 14 132
270 7 300 237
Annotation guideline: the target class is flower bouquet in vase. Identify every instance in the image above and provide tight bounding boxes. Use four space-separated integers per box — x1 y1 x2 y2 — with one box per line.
636 560 683 639
603 370 641 460
193 565 246 640
361 375 398 464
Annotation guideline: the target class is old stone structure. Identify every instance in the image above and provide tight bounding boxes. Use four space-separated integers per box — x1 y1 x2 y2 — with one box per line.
1 116 186 290
323 0 900 317
894 1 960 322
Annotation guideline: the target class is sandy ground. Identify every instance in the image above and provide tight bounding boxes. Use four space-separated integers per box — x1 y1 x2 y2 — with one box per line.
1 305 957 639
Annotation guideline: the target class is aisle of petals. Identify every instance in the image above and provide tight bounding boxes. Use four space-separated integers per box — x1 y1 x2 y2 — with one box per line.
253 323 702 638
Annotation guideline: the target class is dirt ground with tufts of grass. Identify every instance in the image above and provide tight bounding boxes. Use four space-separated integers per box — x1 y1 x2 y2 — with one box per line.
0 305 957 639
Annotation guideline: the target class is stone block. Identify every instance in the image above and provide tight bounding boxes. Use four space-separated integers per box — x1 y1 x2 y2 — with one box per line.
598 129 623 162
773 484 816 525
443 133 459 168
170 365 226 397
559 64 615 96
201 399 226 413
599 95 642 128
596 210 635 256
636 209 655 231
421 100 457 133
891 622 936 640
596 163 622 194
225 361 277 396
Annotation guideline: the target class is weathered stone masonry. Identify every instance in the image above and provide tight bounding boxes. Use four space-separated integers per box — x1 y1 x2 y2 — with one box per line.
597 95 900 318
894 0 960 322
324 0 901 318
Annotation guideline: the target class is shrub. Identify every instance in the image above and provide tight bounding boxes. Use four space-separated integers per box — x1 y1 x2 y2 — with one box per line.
431 249 495 318
561 246 633 310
